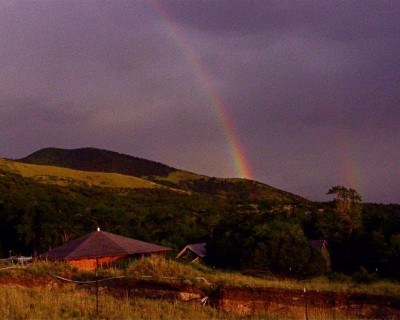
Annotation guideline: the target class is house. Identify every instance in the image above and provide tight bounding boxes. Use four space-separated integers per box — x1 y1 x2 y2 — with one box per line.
38 228 171 270
311 239 331 272
176 243 207 263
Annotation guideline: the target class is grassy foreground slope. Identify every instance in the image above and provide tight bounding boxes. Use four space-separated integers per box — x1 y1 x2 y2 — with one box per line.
0 286 233 320
1 257 399 318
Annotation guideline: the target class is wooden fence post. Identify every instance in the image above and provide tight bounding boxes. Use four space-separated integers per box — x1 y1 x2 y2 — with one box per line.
304 288 308 320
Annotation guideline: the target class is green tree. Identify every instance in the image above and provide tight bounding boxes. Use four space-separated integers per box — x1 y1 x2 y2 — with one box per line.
327 186 362 239
207 214 326 277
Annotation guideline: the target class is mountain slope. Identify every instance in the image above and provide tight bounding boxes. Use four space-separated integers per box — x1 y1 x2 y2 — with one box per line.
0 158 168 190
19 147 176 178
17 147 306 203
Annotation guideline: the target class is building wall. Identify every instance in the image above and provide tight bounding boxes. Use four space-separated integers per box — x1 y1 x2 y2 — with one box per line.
68 254 129 271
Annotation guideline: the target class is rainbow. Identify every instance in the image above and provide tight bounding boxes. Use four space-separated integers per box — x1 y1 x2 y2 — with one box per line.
149 1 253 179
334 131 360 191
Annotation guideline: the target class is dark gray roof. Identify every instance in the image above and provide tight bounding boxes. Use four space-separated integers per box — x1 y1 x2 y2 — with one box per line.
186 243 207 258
39 230 171 260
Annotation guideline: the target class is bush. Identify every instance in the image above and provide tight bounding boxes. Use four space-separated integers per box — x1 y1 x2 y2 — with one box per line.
27 261 77 277
126 255 202 282
326 272 352 283
352 266 375 284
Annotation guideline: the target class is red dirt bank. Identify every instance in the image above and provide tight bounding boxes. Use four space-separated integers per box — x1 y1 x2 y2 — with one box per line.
1 275 399 319
210 285 400 319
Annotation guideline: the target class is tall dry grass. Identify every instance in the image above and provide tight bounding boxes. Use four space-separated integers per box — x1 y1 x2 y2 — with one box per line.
0 285 247 320
1 258 399 319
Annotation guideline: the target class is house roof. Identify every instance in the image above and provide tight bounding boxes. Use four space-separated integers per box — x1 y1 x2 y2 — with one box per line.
177 243 207 259
39 230 171 260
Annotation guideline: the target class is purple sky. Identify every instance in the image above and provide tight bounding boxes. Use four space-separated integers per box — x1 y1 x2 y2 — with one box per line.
1 1 399 203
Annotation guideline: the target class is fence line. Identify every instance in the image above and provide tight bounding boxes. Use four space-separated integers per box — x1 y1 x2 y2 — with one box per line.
55 275 126 284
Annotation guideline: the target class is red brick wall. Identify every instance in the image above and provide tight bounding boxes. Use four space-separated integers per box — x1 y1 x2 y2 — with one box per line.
68 255 129 271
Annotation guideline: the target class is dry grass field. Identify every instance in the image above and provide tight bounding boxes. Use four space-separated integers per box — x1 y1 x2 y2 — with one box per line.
0 158 163 189
0 285 240 320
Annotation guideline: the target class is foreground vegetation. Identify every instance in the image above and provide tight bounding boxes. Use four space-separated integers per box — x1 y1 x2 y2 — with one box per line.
0 258 399 320
1 257 399 297
0 286 236 320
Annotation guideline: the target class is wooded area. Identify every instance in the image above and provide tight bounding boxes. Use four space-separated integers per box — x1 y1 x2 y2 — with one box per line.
1 170 399 279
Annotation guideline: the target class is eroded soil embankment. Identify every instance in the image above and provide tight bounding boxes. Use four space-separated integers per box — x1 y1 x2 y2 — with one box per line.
209 285 400 319
102 279 400 319
104 278 205 302
2 275 399 319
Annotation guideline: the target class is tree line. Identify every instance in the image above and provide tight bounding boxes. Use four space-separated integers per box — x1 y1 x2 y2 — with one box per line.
0 171 399 279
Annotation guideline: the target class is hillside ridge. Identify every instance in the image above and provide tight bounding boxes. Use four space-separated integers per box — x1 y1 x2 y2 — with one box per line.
17 147 306 203
0 157 171 190
18 147 177 178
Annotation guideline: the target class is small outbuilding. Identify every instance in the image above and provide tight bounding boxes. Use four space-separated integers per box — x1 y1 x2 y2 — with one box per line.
39 229 171 270
311 239 331 272
176 243 207 263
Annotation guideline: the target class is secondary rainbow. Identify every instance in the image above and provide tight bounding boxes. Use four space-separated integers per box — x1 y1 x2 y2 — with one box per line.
149 1 253 179
335 130 361 191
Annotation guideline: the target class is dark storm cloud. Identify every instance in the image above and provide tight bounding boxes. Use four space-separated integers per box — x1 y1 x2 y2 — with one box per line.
153 0 400 203
160 1 400 40
0 1 399 203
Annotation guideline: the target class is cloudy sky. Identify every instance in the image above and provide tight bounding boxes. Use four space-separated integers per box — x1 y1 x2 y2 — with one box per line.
1 0 399 203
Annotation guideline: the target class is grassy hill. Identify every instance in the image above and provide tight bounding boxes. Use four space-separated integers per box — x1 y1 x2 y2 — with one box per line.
0 158 166 190
16 147 306 203
19 147 177 178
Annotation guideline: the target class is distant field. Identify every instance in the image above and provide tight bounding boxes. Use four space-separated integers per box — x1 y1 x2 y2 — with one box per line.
0 158 164 189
